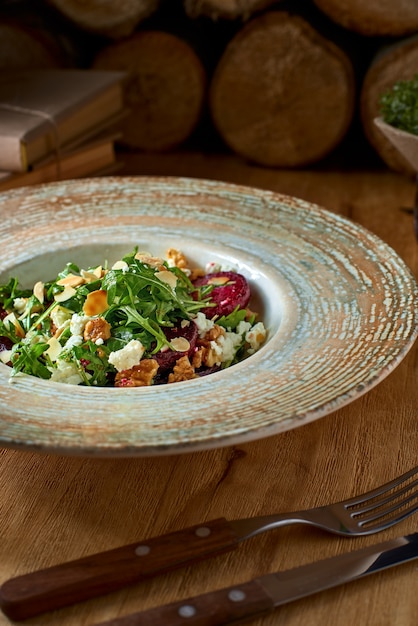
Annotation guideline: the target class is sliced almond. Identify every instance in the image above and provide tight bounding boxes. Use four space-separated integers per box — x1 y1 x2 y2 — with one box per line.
54 286 77 302
155 270 177 290
3 312 25 338
56 274 84 288
0 350 12 364
53 325 67 340
135 252 165 268
45 337 62 361
111 260 129 271
170 337 191 352
33 281 45 304
80 268 101 283
208 276 231 285
83 289 109 316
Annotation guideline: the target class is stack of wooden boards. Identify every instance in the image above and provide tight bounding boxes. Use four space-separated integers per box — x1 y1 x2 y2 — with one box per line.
0 70 125 191
0 0 417 176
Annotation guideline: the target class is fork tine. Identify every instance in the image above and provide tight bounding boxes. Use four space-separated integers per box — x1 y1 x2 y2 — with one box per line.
344 465 418 506
356 490 418 527
349 478 418 516
359 501 418 532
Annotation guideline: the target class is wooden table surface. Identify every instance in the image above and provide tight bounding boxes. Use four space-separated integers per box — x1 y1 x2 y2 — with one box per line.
0 153 417 626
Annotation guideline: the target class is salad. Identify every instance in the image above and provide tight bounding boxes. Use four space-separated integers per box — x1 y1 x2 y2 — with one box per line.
0 248 267 387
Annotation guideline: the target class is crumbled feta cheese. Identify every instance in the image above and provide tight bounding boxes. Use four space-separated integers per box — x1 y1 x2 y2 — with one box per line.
205 320 266 364
50 306 72 330
245 322 267 353
205 262 235 274
70 313 89 337
108 339 145 372
236 320 252 335
65 335 84 349
217 331 243 363
194 312 215 338
49 360 85 385
205 262 222 274
13 298 27 314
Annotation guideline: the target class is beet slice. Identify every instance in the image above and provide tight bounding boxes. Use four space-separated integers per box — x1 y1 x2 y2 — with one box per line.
0 336 12 353
193 271 251 319
154 320 198 371
0 336 13 366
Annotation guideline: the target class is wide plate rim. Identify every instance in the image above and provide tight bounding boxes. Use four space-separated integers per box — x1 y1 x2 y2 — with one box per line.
0 175 416 457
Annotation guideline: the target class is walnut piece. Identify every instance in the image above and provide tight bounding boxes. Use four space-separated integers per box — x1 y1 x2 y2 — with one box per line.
168 355 197 383
83 317 111 343
205 325 225 342
194 324 225 367
166 248 188 269
115 359 159 387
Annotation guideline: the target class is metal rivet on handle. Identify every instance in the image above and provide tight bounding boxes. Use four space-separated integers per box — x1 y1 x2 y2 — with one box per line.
134 545 151 556
195 526 211 537
228 589 246 602
178 604 197 617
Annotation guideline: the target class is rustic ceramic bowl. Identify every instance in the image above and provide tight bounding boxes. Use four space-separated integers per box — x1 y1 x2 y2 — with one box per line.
374 117 418 172
0 176 417 457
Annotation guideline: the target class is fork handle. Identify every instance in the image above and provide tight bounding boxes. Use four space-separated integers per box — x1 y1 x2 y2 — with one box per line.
0 518 240 621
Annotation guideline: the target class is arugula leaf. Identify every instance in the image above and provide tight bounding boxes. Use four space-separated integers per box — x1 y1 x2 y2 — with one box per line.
0 277 31 310
10 342 51 379
119 305 169 352
0 318 21 343
217 306 248 330
27 300 59 334
70 342 112 387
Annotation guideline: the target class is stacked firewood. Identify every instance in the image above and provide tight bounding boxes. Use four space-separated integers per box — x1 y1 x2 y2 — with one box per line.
1 0 417 175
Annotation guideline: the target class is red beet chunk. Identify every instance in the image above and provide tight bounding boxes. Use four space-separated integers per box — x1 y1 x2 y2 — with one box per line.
154 320 198 371
193 271 251 319
0 336 12 352
0 336 13 365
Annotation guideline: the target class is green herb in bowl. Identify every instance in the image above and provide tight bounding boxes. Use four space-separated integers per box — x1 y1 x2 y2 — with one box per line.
380 74 418 136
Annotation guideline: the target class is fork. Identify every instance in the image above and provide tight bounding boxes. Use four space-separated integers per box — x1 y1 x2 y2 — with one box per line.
1 465 417 622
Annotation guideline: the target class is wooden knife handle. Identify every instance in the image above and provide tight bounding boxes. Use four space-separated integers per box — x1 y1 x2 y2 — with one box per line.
93 579 275 626
0 518 240 621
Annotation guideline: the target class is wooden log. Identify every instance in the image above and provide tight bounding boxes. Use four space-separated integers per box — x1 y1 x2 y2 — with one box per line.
183 0 278 20
209 11 355 168
47 0 160 39
312 0 418 37
92 31 207 151
0 21 63 69
360 37 418 177
0 1 104 68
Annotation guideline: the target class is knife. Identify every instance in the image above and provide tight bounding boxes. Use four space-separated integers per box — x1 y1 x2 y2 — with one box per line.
92 532 418 625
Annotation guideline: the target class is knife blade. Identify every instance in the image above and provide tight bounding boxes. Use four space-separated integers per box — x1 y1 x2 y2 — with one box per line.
92 532 418 625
